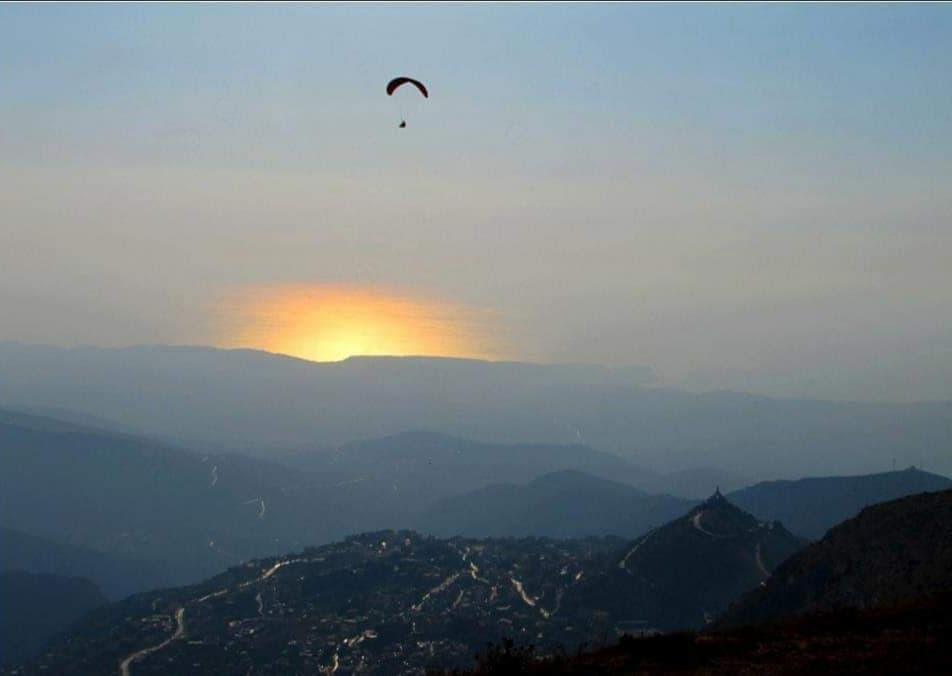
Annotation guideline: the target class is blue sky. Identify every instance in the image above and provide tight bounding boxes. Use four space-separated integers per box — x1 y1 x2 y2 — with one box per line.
4 4 950 172
1 3 951 400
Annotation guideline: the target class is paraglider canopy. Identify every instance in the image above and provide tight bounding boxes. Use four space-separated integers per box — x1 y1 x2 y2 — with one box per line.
387 77 428 98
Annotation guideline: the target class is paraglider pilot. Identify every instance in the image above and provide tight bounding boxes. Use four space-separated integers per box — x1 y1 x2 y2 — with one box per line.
387 77 427 130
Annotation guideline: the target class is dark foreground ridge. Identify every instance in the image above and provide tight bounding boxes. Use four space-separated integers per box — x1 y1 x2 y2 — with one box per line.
485 593 952 675
718 487 952 628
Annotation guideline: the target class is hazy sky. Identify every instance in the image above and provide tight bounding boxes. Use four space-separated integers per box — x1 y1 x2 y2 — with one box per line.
2 3 951 401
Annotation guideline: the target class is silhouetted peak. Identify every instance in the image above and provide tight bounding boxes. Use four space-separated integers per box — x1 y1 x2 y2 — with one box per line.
683 490 766 538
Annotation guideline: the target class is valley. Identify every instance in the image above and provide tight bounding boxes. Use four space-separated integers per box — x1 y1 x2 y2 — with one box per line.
1 387 949 674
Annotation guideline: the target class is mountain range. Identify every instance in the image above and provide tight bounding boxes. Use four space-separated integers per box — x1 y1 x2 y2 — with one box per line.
278 430 649 518
6 418 951 675
0 408 349 586
4 404 949 599
0 528 168 601
0 410 690 589
418 471 693 539
2 343 949 478
412 465 952 542
728 467 952 538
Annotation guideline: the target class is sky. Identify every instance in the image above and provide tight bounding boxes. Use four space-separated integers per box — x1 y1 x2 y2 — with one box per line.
1 3 951 401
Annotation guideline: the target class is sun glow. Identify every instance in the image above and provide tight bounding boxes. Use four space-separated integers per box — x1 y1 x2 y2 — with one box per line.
217 284 501 362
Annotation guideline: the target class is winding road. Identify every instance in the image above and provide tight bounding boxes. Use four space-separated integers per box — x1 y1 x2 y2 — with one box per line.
619 529 656 571
411 572 461 612
510 577 537 607
691 511 720 537
119 556 318 675
754 542 769 578
119 607 186 676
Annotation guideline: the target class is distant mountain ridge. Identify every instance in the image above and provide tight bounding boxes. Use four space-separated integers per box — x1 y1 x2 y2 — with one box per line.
414 466 952 544
0 409 705 597
1 343 949 477
284 429 750 501
0 528 169 601
0 408 355 588
281 429 657 514
728 467 952 538
417 470 694 538
3 398 949 616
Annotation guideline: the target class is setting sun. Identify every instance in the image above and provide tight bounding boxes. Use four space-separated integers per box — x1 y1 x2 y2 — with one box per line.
216 284 502 362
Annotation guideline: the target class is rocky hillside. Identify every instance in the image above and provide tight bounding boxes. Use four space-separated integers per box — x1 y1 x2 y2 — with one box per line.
718 488 952 628
568 491 806 630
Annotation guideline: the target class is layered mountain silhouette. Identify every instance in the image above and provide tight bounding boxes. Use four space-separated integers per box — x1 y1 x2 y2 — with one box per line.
0 409 653 592
728 467 952 538
283 429 748 502
0 528 169 600
6 402 947 605
2 344 949 478
417 470 694 538
282 429 654 516
718 488 952 628
415 466 952 545
0 409 690 593
0 408 353 587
